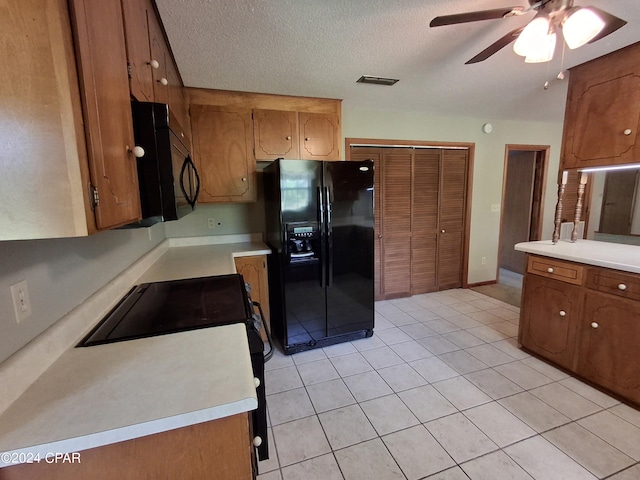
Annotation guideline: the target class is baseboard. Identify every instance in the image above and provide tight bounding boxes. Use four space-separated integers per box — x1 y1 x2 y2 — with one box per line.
468 280 497 288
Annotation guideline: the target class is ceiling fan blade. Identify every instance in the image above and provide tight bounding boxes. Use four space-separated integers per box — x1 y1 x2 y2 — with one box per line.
465 27 524 64
586 7 627 44
430 7 524 27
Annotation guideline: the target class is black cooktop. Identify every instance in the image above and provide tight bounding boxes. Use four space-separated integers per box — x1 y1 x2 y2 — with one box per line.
78 274 253 347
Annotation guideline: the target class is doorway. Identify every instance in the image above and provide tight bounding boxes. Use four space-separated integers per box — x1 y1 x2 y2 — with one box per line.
498 145 549 287
599 170 639 235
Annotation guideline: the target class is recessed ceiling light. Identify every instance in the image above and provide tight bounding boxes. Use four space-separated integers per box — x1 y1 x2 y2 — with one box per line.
356 75 399 86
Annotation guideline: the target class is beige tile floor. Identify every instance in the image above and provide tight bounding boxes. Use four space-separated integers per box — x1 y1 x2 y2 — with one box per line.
257 289 640 480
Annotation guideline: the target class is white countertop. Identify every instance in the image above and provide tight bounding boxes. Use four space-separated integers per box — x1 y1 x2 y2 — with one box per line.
137 241 271 283
515 239 640 274
0 236 271 467
0 324 256 464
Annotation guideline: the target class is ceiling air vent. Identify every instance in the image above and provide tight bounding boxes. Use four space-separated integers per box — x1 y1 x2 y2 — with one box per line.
356 75 399 86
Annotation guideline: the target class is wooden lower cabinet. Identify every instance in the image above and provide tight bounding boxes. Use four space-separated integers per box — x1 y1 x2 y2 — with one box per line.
520 254 640 407
235 255 271 341
0 413 254 480
576 292 640 405
519 274 580 371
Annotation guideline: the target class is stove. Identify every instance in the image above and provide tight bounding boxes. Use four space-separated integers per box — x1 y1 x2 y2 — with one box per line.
77 273 269 461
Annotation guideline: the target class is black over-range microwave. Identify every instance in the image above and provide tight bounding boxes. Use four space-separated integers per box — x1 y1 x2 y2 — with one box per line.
127 101 200 227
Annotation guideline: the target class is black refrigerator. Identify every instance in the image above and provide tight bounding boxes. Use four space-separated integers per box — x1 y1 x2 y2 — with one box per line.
264 159 375 354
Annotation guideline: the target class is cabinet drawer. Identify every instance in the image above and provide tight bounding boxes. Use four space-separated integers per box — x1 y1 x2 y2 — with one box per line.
586 268 640 302
527 255 584 285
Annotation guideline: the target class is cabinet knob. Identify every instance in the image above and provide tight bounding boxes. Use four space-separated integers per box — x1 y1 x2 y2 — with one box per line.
131 146 145 158
624 129 632 136
559 310 566 317
378 235 382 239
254 377 260 388
547 267 554 273
441 229 446 233
618 283 627 291
253 436 263 447
591 322 599 329
286 136 291 140
158 77 168 86
242 177 247 182
148 59 160 69
305 137 310 141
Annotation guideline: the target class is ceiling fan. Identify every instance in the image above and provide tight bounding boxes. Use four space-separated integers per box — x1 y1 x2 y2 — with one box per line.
430 0 627 64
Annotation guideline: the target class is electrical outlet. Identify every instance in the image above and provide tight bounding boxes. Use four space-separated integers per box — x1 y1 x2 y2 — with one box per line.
10 280 32 323
207 217 216 229
481 257 486 265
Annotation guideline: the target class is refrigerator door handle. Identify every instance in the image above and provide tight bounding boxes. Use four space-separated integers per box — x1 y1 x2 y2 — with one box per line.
318 186 326 288
325 186 333 287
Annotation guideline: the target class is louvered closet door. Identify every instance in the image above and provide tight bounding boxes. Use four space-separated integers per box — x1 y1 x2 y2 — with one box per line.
350 148 384 300
438 150 468 289
411 149 440 294
381 148 412 298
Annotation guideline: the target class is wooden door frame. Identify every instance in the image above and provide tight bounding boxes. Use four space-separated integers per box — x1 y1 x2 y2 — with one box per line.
346 138 475 289
497 144 549 281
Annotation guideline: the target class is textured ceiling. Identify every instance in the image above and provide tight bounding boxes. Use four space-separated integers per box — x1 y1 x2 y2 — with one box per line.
155 0 640 123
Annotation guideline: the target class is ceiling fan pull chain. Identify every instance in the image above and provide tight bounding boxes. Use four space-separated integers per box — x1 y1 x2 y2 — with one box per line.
557 41 567 80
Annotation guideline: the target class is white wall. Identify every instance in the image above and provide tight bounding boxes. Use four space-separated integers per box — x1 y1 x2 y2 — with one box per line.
0 224 165 363
341 107 564 284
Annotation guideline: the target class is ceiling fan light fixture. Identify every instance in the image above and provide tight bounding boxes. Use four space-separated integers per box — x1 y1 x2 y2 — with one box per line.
562 7 605 49
513 15 552 58
525 29 557 63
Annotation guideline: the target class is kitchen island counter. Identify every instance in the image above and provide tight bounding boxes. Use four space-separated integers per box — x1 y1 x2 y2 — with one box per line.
514 239 640 274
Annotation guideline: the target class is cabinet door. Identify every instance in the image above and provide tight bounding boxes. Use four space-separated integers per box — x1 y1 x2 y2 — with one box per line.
437 150 468 290
561 43 640 169
381 149 412 298
235 255 271 341
166 57 191 147
577 292 640 405
0 413 253 480
519 274 581 370
147 10 170 105
299 112 340 161
121 0 154 102
253 110 299 160
411 149 440 294
0 0 95 240
70 0 142 229
191 105 256 202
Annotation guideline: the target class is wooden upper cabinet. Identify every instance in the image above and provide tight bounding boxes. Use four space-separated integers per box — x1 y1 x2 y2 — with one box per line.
561 42 640 170
121 0 154 102
166 57 190 144
121 0 191 144
0 0 94 240
147 9 170 105
190 105 256 202
253 110 299 160
299 112 340 161
69 0 142 229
